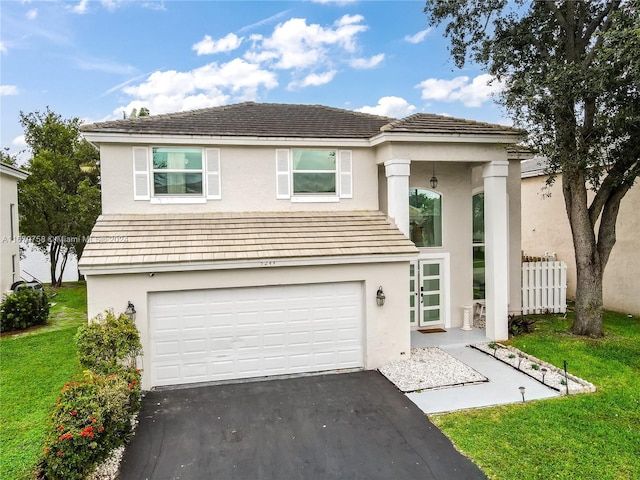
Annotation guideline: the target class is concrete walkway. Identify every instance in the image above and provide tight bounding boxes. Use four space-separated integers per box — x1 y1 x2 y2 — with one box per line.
407 329 560 414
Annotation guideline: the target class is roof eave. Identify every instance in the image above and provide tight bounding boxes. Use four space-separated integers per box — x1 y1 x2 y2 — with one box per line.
0 163 29 180
79 252 419 275
80 131 373 148
369 131 524 146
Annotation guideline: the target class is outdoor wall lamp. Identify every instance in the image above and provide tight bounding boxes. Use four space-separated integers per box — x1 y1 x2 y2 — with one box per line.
376 286 386 306
519 386 526 402
430 162 438 189
125 301 136 321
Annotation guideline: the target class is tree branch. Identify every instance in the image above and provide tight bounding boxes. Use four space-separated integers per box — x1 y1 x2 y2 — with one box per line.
583 0 620 44
547 1 568 29
596 179 631 269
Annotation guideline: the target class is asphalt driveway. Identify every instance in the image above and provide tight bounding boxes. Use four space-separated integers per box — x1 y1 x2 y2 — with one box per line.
119 371 486 480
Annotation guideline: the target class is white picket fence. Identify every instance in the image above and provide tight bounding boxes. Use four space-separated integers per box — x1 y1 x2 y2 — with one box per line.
521 261 567 314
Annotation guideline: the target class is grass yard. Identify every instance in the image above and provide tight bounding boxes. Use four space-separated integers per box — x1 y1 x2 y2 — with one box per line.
431 310 640 480
0 283 87 480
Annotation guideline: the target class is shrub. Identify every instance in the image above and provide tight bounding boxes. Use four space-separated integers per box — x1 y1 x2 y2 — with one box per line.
76 311 142 375
40 371 141 480
508 314 536 336
0 288 50 332
38 310 143 479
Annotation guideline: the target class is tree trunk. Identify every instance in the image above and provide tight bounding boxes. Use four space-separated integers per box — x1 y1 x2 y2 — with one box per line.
563 171 604 337
572 253 604 337
49 241 60 287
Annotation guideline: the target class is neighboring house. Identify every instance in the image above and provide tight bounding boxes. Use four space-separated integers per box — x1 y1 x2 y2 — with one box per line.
521 157 640 316
79 102 524 390
0 163 28 294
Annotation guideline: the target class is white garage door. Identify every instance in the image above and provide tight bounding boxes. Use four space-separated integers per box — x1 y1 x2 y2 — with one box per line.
149 282 363 387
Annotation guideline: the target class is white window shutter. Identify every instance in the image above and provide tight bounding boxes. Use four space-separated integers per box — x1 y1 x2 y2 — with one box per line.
205 148 221 199
339 150 353 199
276 149 290 199
133 147 150 200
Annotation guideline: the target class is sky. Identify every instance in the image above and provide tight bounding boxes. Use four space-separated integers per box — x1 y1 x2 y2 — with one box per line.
1 0 508 160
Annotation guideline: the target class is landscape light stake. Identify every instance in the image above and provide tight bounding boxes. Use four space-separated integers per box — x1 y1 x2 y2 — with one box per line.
541 367 547 384
519 386 526 403
563 360 569 395
517 354 524 369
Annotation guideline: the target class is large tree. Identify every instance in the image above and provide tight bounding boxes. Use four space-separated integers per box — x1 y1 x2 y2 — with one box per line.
18 108 101 286
424 0 639 336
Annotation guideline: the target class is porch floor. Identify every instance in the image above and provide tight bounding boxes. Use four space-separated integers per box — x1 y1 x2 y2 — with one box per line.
407 328 560 414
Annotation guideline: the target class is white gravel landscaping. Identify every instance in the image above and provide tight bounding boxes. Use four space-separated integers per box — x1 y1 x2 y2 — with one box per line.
379 347 488 393
471 342 596 395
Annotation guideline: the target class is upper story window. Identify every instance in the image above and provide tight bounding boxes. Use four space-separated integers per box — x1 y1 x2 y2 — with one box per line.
152 147 203 195
292 150 336 195
132 146 220 203
276 149 352 202
409 188 442 247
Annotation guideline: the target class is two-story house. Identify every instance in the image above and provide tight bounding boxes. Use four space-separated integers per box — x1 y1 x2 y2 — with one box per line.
1 162 29 294
79 102 524 390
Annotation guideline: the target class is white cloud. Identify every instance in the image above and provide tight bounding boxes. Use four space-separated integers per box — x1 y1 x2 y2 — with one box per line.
0 85 19 96
238 10 292 34
288 70 336 90
349 53 384 69
12 135 27 148
26 8 38 20
405 28 431 44
73 55 137 75
0 41 7 54
193 33 243 55
356 96 416 118
416 74 504 107
246 15 368 70
117 59 278 116
100 0 122 11
71 0 89 14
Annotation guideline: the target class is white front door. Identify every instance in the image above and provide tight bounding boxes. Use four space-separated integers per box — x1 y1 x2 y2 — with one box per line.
409 258 447 328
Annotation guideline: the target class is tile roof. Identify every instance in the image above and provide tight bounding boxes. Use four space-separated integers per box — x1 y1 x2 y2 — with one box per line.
80 102 524 139
381 113 523 136
521 157 549 178
79 211 418 270
80 102 393 139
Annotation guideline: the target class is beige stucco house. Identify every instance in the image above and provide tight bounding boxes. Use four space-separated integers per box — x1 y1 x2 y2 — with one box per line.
521 157 640 316
1 163 28 294
79 102 524 390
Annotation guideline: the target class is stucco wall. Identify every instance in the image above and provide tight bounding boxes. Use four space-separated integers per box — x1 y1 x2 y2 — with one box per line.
521 175 639 315
100 144 379 214
86 261 410 390
1 173 21 293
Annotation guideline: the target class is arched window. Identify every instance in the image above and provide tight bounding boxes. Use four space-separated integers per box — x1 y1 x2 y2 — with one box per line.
409 188 442 247
472 192 485 300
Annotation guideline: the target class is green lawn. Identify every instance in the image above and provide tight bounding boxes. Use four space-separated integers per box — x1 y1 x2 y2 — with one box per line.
0 283 87 480
431 310 640 480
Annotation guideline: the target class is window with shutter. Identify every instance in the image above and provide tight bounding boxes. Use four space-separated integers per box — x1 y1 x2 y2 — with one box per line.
281 149 352 202
205 148 221 199
133 147 150 200
339 150 353 199
276 149 290 199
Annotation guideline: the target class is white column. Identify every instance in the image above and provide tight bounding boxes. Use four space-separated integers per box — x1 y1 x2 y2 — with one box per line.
384 159 411 237
483 160 510 340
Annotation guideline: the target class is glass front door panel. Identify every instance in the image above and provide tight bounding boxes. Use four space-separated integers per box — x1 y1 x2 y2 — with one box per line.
409 262 418 325
409 259 445 327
